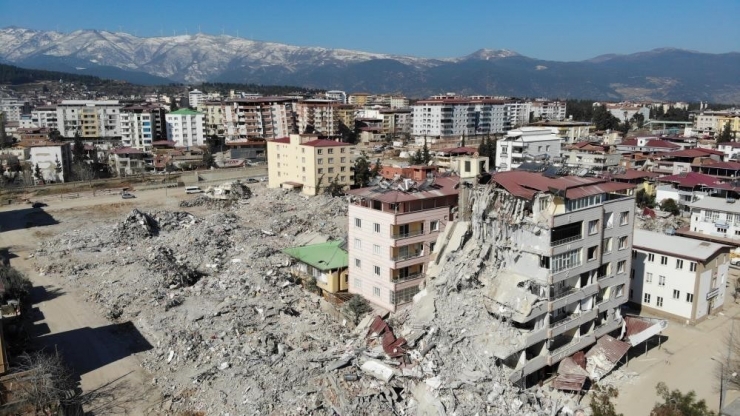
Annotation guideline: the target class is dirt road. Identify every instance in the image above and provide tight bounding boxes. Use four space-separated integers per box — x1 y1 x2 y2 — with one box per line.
0 188 187 414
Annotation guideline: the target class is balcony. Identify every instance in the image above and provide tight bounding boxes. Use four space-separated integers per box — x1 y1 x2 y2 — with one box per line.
392 229 425 240
391 272 423 284
549 308 597 338
551 234 582 247
549 284 598 310
547 333 596 366
392 251 423 262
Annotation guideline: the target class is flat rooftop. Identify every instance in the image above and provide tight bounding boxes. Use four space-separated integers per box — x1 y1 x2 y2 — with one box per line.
690 196 740 214
633 229 729 262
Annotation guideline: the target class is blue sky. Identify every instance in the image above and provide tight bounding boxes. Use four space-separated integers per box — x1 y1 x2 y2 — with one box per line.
1 0 738 61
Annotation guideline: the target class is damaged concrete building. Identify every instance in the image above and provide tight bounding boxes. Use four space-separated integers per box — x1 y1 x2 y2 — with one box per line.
432 169 637 386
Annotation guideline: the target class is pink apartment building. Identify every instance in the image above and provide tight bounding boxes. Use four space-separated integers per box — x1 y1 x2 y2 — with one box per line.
347 177 460 311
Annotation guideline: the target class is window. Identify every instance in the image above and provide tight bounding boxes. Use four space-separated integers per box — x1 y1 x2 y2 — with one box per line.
616 284 625 297
539 197 549 212
646 272 653 283
374 223 380 233
604 212 614 229
328 148 334 154
317 168 323 174
341 176 346 182
690 262 697 272
540 256 550 269
658 275 666 287
686 293 694 302
301 157 305 163
618 236 628 250
631 269 635 279
676 259 684 269
644 293 651 304
551 249 581 273
328 167 334 174
430 220 439 232
718 226 728 233
318 158 323 164
602 237 612 254
341 166 346 172
355 218 362 228
587 246 598 261
354 238 361 249
464 160 471 172
317 149 323 155
660 256 668 265
373 286 380 297
588 219 599 235
354 277 361 288
620 211 629 225
373 244 381 255
617 260 626 274
648 253 655 262
390 286 421 306
673 289 680 299
374 266 380 276
341 157 346 163
656 296 664 307
328 158 334 164
341 148 346 153
355 258 361 268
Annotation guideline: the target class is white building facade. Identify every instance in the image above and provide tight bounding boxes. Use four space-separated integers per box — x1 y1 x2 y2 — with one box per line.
166 109 205 147
412 97 508 137
688 197 740 242
30 106 58 130
495 127 561 171
631 229 729 324
29 143 72 183
56 100 122 138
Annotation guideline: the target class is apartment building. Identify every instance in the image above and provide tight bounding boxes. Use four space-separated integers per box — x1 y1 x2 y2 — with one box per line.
605 104 650 123
412 96 508 137
325 90 347 104
694 110 740 134
348 93 370 107
56 100 122 138
119 104 166 151
380 108 412 135
0 98 25 122
347 177 460 311
224 97 298 141
530 100 567 121
530 121 593 145
109 147 149 176
267 134 355 196
563 142 620 172
165 109 205 148
30 106 58 130
477 170 635 384
296 100 340 136
631 229 729 324
495 127 561 171
188 89 204 109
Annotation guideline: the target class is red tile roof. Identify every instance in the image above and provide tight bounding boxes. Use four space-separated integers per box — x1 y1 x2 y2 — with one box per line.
692 159 740 170
607 169 659 180
271 137 291 144
301 139 352 147
659 148 724 158
491 171 634 200
438 146 479 155
657 171 722 187
619 138 681 149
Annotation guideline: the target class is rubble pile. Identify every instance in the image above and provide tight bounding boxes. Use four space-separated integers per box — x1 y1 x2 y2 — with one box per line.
33 187 584 415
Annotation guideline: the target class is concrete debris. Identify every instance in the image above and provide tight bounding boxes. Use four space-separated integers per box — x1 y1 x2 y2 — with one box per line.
34 184 587 415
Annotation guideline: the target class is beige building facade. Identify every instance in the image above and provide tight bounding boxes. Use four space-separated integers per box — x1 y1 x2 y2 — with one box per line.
267 134 355 196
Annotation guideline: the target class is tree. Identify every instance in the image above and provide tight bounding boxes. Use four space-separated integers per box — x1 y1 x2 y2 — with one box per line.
590 384 623 416
592 105 621 131
48 129 62 142
0 265 32 299
324 175 344 197
478 135 496 165
10 351 78 414
72 133 86 165
342 294 372 325
636 189 656 208
460 133 466 148
202 149 215 168
718 122 733 144
54 156 62 174
371 158 382 178
632 113 646 129
33 163 43 184
421 138 432 164
353 151 373 188
651 382 715 416
660 198 681 216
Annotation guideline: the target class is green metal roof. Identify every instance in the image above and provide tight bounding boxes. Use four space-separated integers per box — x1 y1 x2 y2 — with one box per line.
282 240 348 271
169 108 203 116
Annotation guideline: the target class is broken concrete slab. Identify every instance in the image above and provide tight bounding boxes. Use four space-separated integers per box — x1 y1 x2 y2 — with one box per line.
360 359 395 382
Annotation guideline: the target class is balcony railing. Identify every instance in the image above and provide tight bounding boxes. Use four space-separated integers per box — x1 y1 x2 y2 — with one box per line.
391 273 423 284
392 230 425 240
392 251 423 262
551 234 582 247
550 287 577 301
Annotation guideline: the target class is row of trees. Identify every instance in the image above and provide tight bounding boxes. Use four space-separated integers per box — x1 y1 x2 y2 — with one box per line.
592 382 716 416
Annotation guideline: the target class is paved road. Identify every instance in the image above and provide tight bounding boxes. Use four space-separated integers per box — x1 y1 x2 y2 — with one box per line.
0 189 181 414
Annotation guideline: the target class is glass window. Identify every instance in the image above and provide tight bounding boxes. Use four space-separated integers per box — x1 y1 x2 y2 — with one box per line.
648 253 655 262
644 293 651 303
355 218 362 228
374 223 380 233
658 275 666 287
355 258 361 268
656 296 664 307
676 259 683 269
354 238 361 249
373 286 380 297
690 262 697 272
374 265 380 276
551 249 581 273
618 236 628 250
620 211 629 225
646 272 653 283
673 289 680 299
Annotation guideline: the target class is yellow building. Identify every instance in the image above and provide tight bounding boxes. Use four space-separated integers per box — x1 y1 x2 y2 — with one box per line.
717 115 740 136
267 134 355 195
282 240 349 294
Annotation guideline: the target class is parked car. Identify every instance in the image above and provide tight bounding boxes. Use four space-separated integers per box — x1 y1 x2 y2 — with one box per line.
246 178 259 184
121 192 136 199
732 257 740 266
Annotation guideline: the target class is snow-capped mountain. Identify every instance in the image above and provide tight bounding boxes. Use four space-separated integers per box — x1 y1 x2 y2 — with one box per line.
2 27 739 102
0 27 453 83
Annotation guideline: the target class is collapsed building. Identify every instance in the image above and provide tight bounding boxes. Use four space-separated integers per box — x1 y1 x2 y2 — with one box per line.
427 168 638 386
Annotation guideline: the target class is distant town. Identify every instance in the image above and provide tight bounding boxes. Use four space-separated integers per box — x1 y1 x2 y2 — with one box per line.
2 72 740 415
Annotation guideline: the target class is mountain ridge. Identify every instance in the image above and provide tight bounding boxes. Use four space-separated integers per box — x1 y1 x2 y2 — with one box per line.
1 27 739 102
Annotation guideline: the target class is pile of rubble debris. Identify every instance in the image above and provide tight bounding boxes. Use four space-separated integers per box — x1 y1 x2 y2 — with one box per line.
33 187 590 415
179 180 253 209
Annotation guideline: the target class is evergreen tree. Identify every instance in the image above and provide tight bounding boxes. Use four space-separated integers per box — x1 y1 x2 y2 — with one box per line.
718 122 733 143
460 133 466 148
353 151 372 188
592 105 621 131
54 156 62 174
72 132 86 164
651 382 715 416
371 158 382 177
33 163 43 184
422 138 431 164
